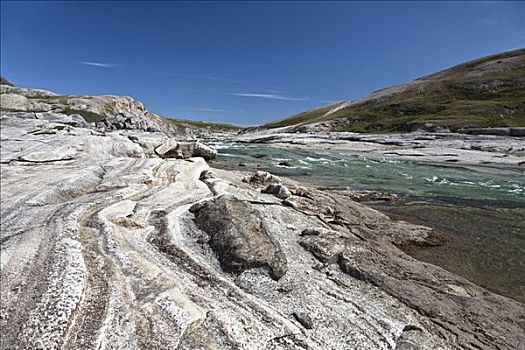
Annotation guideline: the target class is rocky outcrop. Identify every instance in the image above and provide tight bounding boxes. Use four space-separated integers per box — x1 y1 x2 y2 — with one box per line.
0 83 196 137
233 130 525 168
458 127 525 137
0 93 53 112
1 84 58 98
1 76 14 86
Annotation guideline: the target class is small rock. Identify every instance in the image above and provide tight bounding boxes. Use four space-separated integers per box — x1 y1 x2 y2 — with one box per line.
300 227 338 237
291 186 314 199
199 170 214 181
262 184 292 199
277 283 295 294
154 139 179 157
299 235 345 264
244 171 280 184
282 199 298 209
292 311 314 329
278 161 292 167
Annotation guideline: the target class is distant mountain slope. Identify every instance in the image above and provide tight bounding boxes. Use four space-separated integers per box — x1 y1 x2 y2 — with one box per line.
264 48 525 132
163 117 240 133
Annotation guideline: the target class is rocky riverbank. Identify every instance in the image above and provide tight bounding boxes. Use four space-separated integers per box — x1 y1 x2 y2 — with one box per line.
1 85 524 349
229 128 525 170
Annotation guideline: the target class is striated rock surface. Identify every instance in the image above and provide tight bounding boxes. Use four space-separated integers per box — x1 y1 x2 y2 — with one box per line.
1 102 524 349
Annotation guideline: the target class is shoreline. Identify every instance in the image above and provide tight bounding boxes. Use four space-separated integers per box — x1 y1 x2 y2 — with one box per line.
209 135 525 304
222 130 525 172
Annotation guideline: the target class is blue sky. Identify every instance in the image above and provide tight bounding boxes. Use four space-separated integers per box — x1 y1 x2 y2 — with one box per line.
1 1 524 126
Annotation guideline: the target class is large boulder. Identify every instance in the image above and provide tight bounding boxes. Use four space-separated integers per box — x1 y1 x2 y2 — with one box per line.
190 195 287 280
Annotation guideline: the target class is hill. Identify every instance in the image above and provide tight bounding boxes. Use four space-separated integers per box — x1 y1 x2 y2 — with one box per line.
0 80 240 135
163 117 240 133
264 48 525 132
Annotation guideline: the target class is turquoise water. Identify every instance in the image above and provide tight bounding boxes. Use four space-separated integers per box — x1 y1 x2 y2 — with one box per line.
210 142 525 302
210 142 525 206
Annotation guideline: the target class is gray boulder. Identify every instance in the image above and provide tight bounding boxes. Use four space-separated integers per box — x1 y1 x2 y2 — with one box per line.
262 183 292 199
190 195 287 280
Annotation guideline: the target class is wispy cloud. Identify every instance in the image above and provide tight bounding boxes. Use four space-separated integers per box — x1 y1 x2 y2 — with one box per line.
193 107 228 113
203 76 250 84
149 71 250 85
231 92 310 101
79 61 116 68
318 99 345 104
480 19 502 26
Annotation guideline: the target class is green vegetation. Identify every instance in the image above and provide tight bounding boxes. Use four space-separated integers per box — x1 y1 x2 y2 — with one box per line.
264 48 525 132
330 82 525 133
25 95 66 101
62 108 106 123
264 104 343 128
164 117 240 132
